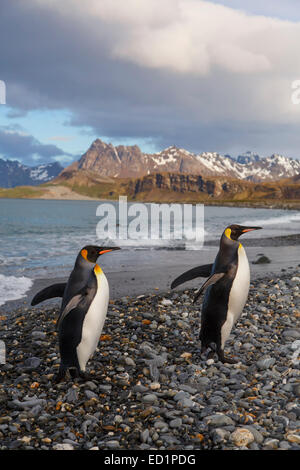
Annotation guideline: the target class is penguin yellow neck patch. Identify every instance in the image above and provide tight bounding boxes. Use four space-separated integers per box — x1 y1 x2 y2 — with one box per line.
81 249 88 260
224 228 232 240
94 264 103 275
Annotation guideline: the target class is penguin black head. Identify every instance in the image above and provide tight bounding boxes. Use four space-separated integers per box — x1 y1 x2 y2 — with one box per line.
224 224 262 241
80 245 120 263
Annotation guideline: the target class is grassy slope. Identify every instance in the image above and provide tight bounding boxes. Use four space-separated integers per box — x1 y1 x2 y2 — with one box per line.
1 173 300 209
0 186 47 199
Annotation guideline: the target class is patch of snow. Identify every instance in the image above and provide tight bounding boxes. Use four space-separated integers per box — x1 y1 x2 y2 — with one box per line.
30 169 49 181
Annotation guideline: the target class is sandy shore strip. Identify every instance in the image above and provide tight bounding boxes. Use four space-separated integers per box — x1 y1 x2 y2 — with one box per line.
39 185 103 201
0 270 299 450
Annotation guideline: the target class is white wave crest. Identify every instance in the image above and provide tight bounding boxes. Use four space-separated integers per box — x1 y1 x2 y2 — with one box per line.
0 274 33 306
241 212 300 227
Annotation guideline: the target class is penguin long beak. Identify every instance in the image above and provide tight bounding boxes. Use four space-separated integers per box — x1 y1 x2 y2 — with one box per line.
99 247 121 255
241 226 262 233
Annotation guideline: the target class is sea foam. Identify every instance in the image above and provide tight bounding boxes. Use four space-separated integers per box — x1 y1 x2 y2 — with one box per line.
0 274 33 306
241 212 300 227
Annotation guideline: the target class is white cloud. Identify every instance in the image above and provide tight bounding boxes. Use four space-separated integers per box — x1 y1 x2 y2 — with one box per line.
31 0 300 76
48 135 75 142
4 0 300 156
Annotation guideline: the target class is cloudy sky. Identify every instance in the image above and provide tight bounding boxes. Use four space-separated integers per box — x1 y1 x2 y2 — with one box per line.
1 0 300 166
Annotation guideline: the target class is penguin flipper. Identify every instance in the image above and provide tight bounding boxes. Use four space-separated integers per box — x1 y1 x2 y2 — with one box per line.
31 283 67 306
57 293 86 330
171 264 213 289
193 272 225 303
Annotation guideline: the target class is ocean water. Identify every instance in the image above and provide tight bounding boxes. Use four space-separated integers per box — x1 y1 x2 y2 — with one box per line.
0 198 300 305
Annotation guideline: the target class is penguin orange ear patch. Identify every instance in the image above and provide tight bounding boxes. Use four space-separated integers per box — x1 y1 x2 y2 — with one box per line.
81 249 88 260
224 228 232 240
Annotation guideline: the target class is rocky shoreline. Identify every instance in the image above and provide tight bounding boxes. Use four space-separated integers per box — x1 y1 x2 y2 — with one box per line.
0 272 299 451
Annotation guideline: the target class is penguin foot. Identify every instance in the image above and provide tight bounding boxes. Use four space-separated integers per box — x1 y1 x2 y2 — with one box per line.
207 350 215 360
54 367 80 383
222 356 238 364
53 370 66 383
69 367 80 380
217 349 238 364
78 371 91 381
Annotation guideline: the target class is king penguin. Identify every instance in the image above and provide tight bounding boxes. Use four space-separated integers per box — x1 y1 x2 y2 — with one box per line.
171 224 262 363
54 246 120 381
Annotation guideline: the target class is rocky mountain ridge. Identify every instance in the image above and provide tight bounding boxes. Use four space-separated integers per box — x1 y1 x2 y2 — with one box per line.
0 158 63 188
59 139 300 183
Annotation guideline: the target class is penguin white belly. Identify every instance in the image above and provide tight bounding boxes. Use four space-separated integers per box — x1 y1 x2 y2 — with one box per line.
76 272 109 371
221 245 250 348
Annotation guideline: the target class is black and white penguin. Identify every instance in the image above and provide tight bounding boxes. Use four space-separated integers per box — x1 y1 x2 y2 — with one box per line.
171 224 262 363
31 245 120 380
56 262 113 381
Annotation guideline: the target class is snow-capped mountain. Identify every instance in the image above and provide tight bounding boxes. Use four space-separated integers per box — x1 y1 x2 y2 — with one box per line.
0 159 63 188
236 151 261 165
59 139 300 183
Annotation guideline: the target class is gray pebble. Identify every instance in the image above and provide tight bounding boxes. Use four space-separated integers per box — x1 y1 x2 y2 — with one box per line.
133 384 149 393
178 384 198 394
22 357 41 370
84 381 98 391
85 390 98 400
243 426 264 444
177 398 196 409
65 388 79 403
124 357 136 367
279 441 291 450
140 429 150 443
154 420 168 430
208 396 224 406
31 331 46 340
195 377 210 390
98 384 112 393
169 418 182 428
11 398 47 409
205 414 235 427
53 443 74 450
173 391 190 402
105 440 120 449
282 329 300 340
292 384 300 397
211 428 230 444
142 394 158 404
160 434 181 445
256 356 276 370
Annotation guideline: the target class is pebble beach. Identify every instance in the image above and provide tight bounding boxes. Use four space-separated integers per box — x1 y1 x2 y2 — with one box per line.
0 271 299 451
